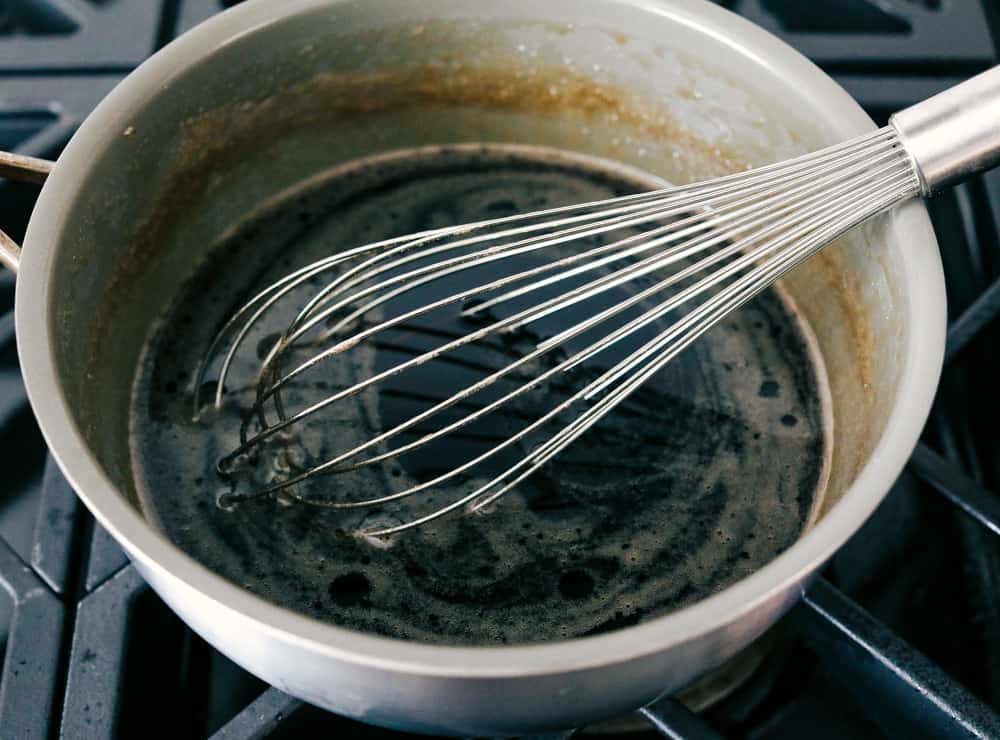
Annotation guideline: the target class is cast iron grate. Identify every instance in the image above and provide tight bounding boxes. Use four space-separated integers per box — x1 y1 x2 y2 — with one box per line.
0 0 79 37
0 0 160 72
723 0 993 68
0 1 999 738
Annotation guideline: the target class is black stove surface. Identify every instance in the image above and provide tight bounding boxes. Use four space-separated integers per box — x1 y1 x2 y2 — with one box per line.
1 1 1000 738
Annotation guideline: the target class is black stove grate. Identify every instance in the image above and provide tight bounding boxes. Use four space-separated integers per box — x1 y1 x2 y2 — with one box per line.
1 1 999 737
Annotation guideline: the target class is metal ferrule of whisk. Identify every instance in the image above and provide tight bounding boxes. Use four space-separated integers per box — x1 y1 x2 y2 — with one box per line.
195 66 1000 537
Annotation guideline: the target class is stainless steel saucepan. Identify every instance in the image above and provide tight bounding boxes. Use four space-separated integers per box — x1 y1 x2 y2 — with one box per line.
0 0 945 735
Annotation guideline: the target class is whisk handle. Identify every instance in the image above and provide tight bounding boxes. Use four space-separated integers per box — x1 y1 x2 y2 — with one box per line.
890 66 1000 195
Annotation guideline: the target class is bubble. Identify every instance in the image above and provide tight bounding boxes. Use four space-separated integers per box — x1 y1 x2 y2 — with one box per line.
328 572 370 607
758 380 780 398
558 570 595 600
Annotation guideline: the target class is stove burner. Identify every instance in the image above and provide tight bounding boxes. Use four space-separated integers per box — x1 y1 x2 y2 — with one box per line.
0 1 998 737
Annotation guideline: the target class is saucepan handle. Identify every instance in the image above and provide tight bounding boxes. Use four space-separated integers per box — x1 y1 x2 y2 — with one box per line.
890 65 1000 195
0 149 56 274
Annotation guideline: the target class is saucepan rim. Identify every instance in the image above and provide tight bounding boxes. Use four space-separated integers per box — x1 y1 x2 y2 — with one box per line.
15 0 945 679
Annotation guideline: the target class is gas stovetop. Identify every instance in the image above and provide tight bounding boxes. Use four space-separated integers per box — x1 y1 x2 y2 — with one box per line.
2 1 1000 738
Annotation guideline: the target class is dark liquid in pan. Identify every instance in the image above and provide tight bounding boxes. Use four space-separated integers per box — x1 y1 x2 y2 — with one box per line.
130 145 829 645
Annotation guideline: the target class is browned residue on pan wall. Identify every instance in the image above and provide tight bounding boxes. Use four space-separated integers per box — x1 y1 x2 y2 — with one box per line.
178 65 748 173
813 248 875 398
97 62 748 336
807 243 879 512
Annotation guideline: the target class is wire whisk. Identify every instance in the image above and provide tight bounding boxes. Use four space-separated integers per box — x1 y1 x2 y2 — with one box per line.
190 121 934 537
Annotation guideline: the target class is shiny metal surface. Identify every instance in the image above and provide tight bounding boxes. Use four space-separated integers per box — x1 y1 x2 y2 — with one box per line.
891 66 1000 194
7 0 947 734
